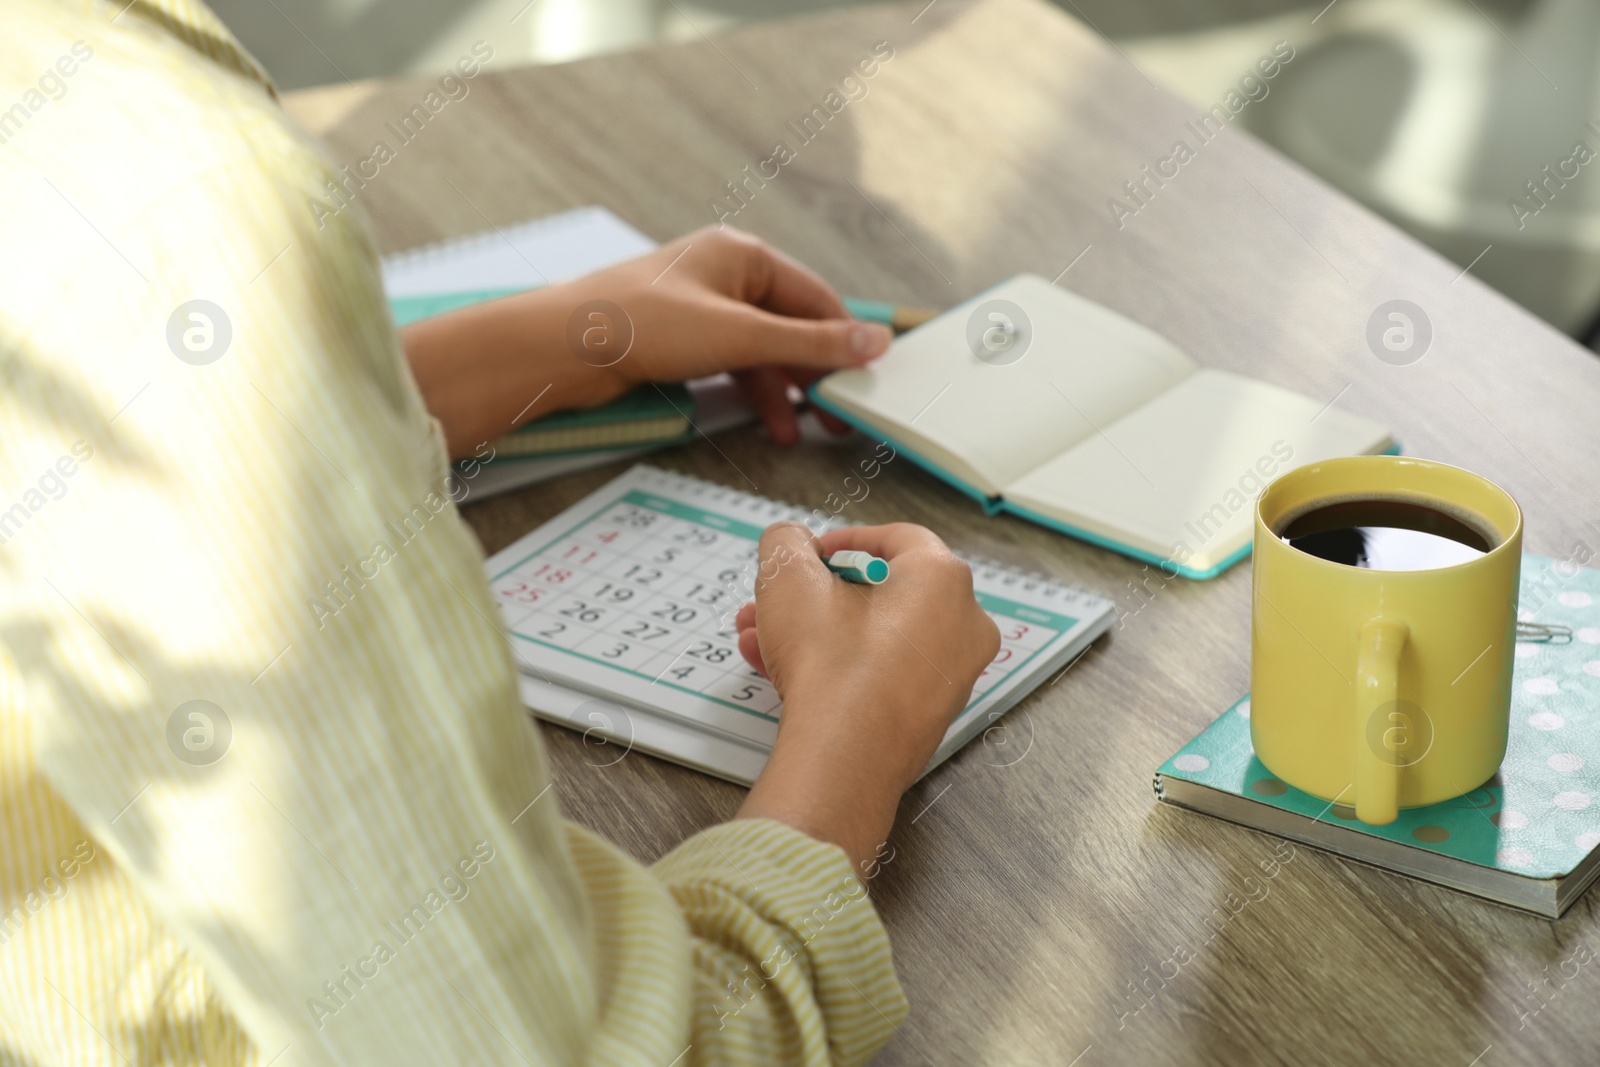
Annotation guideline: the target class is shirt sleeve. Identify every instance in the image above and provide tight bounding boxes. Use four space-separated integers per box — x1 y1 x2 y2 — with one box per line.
652 820 908 1067
0 5 906 1066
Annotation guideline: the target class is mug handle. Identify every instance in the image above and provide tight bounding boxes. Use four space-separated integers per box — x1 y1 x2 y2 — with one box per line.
1354 618 1409 825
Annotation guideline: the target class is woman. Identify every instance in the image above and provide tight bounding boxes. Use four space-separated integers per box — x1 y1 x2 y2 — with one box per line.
0 1 997 1063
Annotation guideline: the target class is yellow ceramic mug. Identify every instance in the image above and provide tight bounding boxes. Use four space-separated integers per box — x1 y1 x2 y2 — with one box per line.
1251 456 1522 825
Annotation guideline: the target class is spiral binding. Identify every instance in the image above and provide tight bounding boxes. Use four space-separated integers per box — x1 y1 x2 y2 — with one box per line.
381 208 604 283
384 227 507 278
632 466 1112 610
634 465 840 529
961 554 1111 611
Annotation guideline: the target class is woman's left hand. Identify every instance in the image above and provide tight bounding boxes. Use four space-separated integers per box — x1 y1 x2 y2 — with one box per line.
402 226 892 460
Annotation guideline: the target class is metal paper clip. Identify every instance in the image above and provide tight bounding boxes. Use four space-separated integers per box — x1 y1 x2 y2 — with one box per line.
1516 621 1573 643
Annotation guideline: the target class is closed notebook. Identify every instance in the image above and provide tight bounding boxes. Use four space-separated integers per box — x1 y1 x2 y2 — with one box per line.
489 384 693 458
1154 551 1600 918
389 286 695 459
809 274 1395 579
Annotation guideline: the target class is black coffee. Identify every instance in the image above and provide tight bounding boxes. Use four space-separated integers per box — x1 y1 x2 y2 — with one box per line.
1279 499 1495 571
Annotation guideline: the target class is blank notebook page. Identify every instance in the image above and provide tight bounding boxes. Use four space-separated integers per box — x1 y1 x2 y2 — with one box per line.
818 275 1195 493
1004 369 1391 564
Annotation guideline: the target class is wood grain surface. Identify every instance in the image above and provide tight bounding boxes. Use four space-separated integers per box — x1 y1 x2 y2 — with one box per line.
286 2 1600 1062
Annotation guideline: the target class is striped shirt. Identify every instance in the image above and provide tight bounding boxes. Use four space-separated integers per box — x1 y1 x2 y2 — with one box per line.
0 1 906 1062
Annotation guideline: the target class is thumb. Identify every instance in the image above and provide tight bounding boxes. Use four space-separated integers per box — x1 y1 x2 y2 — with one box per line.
731 305 893 371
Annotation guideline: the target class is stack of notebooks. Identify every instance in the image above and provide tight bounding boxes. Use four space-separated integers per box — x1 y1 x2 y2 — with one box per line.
479 383 696 460
1156 551 1600 917
382 206 927 494
381 207 755 499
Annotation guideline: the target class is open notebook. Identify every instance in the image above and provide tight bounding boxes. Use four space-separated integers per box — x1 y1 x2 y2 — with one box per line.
811 274 1395 579
486 465 1116 784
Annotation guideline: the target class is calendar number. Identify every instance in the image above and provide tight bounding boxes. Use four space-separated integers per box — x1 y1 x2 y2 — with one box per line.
674 526 718 545
680 582 725 606
499 581 545 605
686 640 734 664
651 602 698 624
622 621 671 641
560 601 604 624
529 564 572 584
612 507 658 528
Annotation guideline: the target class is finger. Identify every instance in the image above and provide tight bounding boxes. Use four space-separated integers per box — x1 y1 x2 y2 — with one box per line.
741 237 852 322
818 522 946 560
734 601 756 630
737 626 768 678
733 368 800 446
781 367 853 435
725 302 892 372
758 519 824 566
756 520 828 593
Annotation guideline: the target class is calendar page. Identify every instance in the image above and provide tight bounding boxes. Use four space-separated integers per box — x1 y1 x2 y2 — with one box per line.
485 466 1116 767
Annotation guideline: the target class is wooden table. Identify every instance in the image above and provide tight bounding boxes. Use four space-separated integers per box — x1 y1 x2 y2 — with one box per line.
287 2 1600 1061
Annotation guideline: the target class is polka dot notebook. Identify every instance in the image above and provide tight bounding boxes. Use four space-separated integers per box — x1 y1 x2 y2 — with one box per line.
1154 551 1600 918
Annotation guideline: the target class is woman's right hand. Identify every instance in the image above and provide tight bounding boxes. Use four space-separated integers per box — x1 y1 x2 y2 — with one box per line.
733 522 1000 874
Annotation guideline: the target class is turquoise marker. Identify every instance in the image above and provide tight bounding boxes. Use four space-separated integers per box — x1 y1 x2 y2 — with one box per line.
823 551 890 585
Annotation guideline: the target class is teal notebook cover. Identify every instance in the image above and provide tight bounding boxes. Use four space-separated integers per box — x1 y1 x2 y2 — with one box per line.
389 288 527 328
512 382 691 433
392 289 898 331
388 288 695 459
1155 551 1600 915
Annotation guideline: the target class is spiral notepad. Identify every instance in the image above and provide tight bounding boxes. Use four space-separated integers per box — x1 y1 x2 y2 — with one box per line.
381 205 655 298
482 465 1116 784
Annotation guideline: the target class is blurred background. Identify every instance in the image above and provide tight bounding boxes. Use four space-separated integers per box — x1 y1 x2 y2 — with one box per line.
218 0 1600 343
